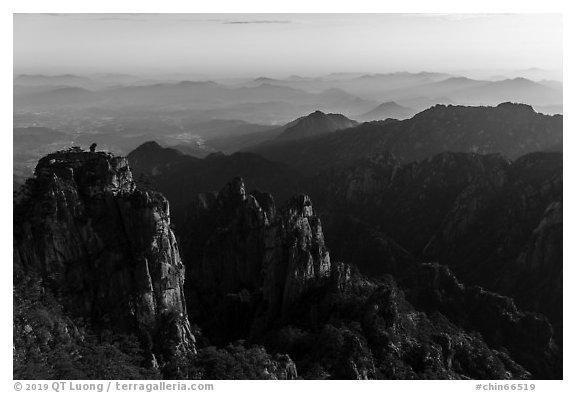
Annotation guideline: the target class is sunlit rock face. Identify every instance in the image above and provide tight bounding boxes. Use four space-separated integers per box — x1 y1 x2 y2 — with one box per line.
13 149 195 359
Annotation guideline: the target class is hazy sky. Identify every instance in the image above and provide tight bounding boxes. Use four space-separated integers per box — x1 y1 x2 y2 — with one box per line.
13 13 562 78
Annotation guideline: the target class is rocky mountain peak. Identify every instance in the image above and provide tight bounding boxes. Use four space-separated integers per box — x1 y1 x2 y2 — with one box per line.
276 110 358 141
182 179 333 341
14 149 195 363
132 140 164 152
356 101 414 122
217 176 247 205
179 177 559 378
496 101 536 113
283 194 314 218
418 102 537 120
35 149 135 196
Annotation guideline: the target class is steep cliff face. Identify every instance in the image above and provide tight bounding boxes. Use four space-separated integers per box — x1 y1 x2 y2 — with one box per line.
314 151 511 254
13 149 194 361
420 152 562 337
401 263 560 379
179 178 560 379
268 193 332 315
180 178 332 342
505 201 563 341
309 151 562 344
311 151 511 279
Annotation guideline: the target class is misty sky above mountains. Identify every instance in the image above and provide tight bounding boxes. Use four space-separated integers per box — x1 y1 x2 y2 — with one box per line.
14 13 562 79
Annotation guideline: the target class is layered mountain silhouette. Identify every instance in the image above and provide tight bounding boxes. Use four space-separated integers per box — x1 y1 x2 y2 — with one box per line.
355 101 415 121
14 73 94 87
275 110 358 141
13 79 375 123
382 76 560 107
128 141 303 228
449 78 562 106
245 103 562 172
126 104 563 362
204 110 357 153
14 86 96 107
14 99 563 379
14 73 561 126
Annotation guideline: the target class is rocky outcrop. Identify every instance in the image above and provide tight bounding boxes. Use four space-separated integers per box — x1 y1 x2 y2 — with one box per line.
265 353 298 380
262 267 534 380
273 194 332 314
14 150 562 379
181 178 332 342
505 201 563 341
179 177 561 379
401 263 560 379
316 151 511 252
516 202 562 270
420 152 562 337
310 151 562 346
13 149 194 362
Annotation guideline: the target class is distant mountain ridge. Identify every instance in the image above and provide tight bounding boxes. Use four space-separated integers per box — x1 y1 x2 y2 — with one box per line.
246 103 562 172
120 101 563 379
129 102 562 226
127 141 303 228
276 110 358 141
13 78 376 119
205 110 358 153
14 74 94 87
355 101 414 121
449 78 561 105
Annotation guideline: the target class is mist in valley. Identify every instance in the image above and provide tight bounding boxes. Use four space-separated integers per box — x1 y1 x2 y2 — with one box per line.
13 13 564 381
